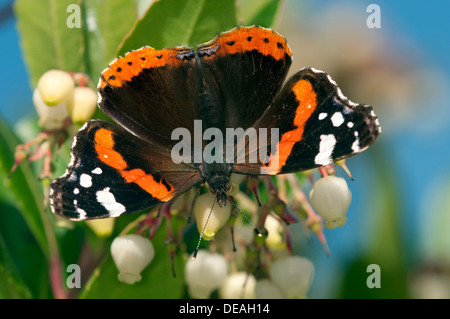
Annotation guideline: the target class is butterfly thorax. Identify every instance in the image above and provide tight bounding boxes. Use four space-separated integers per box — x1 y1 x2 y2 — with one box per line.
199 162 233 207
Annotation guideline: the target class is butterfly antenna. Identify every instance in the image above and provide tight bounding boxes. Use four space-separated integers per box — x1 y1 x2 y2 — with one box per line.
228 196 262 237
192 196 217 260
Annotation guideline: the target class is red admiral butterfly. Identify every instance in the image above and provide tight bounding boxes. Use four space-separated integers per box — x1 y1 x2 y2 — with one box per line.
50 26 381 220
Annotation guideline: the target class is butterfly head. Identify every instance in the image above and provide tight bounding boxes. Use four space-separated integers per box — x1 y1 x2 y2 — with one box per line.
199 162 233 207
208 179 230 207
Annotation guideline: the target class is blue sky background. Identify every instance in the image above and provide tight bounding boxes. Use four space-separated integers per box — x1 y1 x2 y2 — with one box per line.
1 0 449 298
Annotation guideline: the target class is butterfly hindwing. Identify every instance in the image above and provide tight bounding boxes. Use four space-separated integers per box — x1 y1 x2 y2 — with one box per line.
50 120 202 220
233 67 381 175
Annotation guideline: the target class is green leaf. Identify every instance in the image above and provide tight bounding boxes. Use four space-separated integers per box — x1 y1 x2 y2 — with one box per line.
14 0 85 86
0 225 33 299
80 219 186 298
81 0 138 80
118 0 237 55
0 116 49 257
0 197 51 298
239 0 283 27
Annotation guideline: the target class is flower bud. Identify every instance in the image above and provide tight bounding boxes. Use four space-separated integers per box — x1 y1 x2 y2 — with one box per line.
185 250 229 298
219 272 256 299
33 88 70 130
37 70 74 106
85 218 115 238
194 192 232 240
170 188 197 215
230 173 246 185
70 86 98 123
269 256 314 298
110 234 154 284
228 173 246 196
309 175 352 229
255 279 285 299
264 214 284 248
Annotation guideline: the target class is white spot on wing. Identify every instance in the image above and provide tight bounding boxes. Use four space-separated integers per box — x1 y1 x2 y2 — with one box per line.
336 87 358 107
331 112 345 127
326 74 338 86
336 87 346 101
76 207 87 219
91 167 103 175
74 188 80 195
80 174 93 188
73 199 87 220
314 134 336 166
347 121 354 128
96 187 126 217
310 67 325 74
352 131 361 153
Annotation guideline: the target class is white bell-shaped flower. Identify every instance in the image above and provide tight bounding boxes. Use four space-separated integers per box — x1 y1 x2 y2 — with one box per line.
255 279 285 299
33 89 70 130
228 173 246 196
70 86 98 123
185 250 229 298
194 192 231 240
110 234 155 284
269 256 314 298
309 175 352 229
219 272 256 299
264 214 284 248
37 69 74 106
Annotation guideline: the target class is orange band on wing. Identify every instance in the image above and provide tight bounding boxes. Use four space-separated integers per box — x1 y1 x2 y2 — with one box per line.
94 129 127 170
93 129 174 201
264 80 317 173
121 169 173 201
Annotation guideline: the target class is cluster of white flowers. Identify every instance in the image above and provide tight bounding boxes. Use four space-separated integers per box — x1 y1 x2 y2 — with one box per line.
183 251 314 299
108 174 351 297
34 69 97 130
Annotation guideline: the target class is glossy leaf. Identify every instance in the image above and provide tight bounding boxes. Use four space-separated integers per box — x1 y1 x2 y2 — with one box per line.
14 0 84 86
239 0 283 27
0 116 49 257
81 0 138 80
118 0 237 55
0 222 33 298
